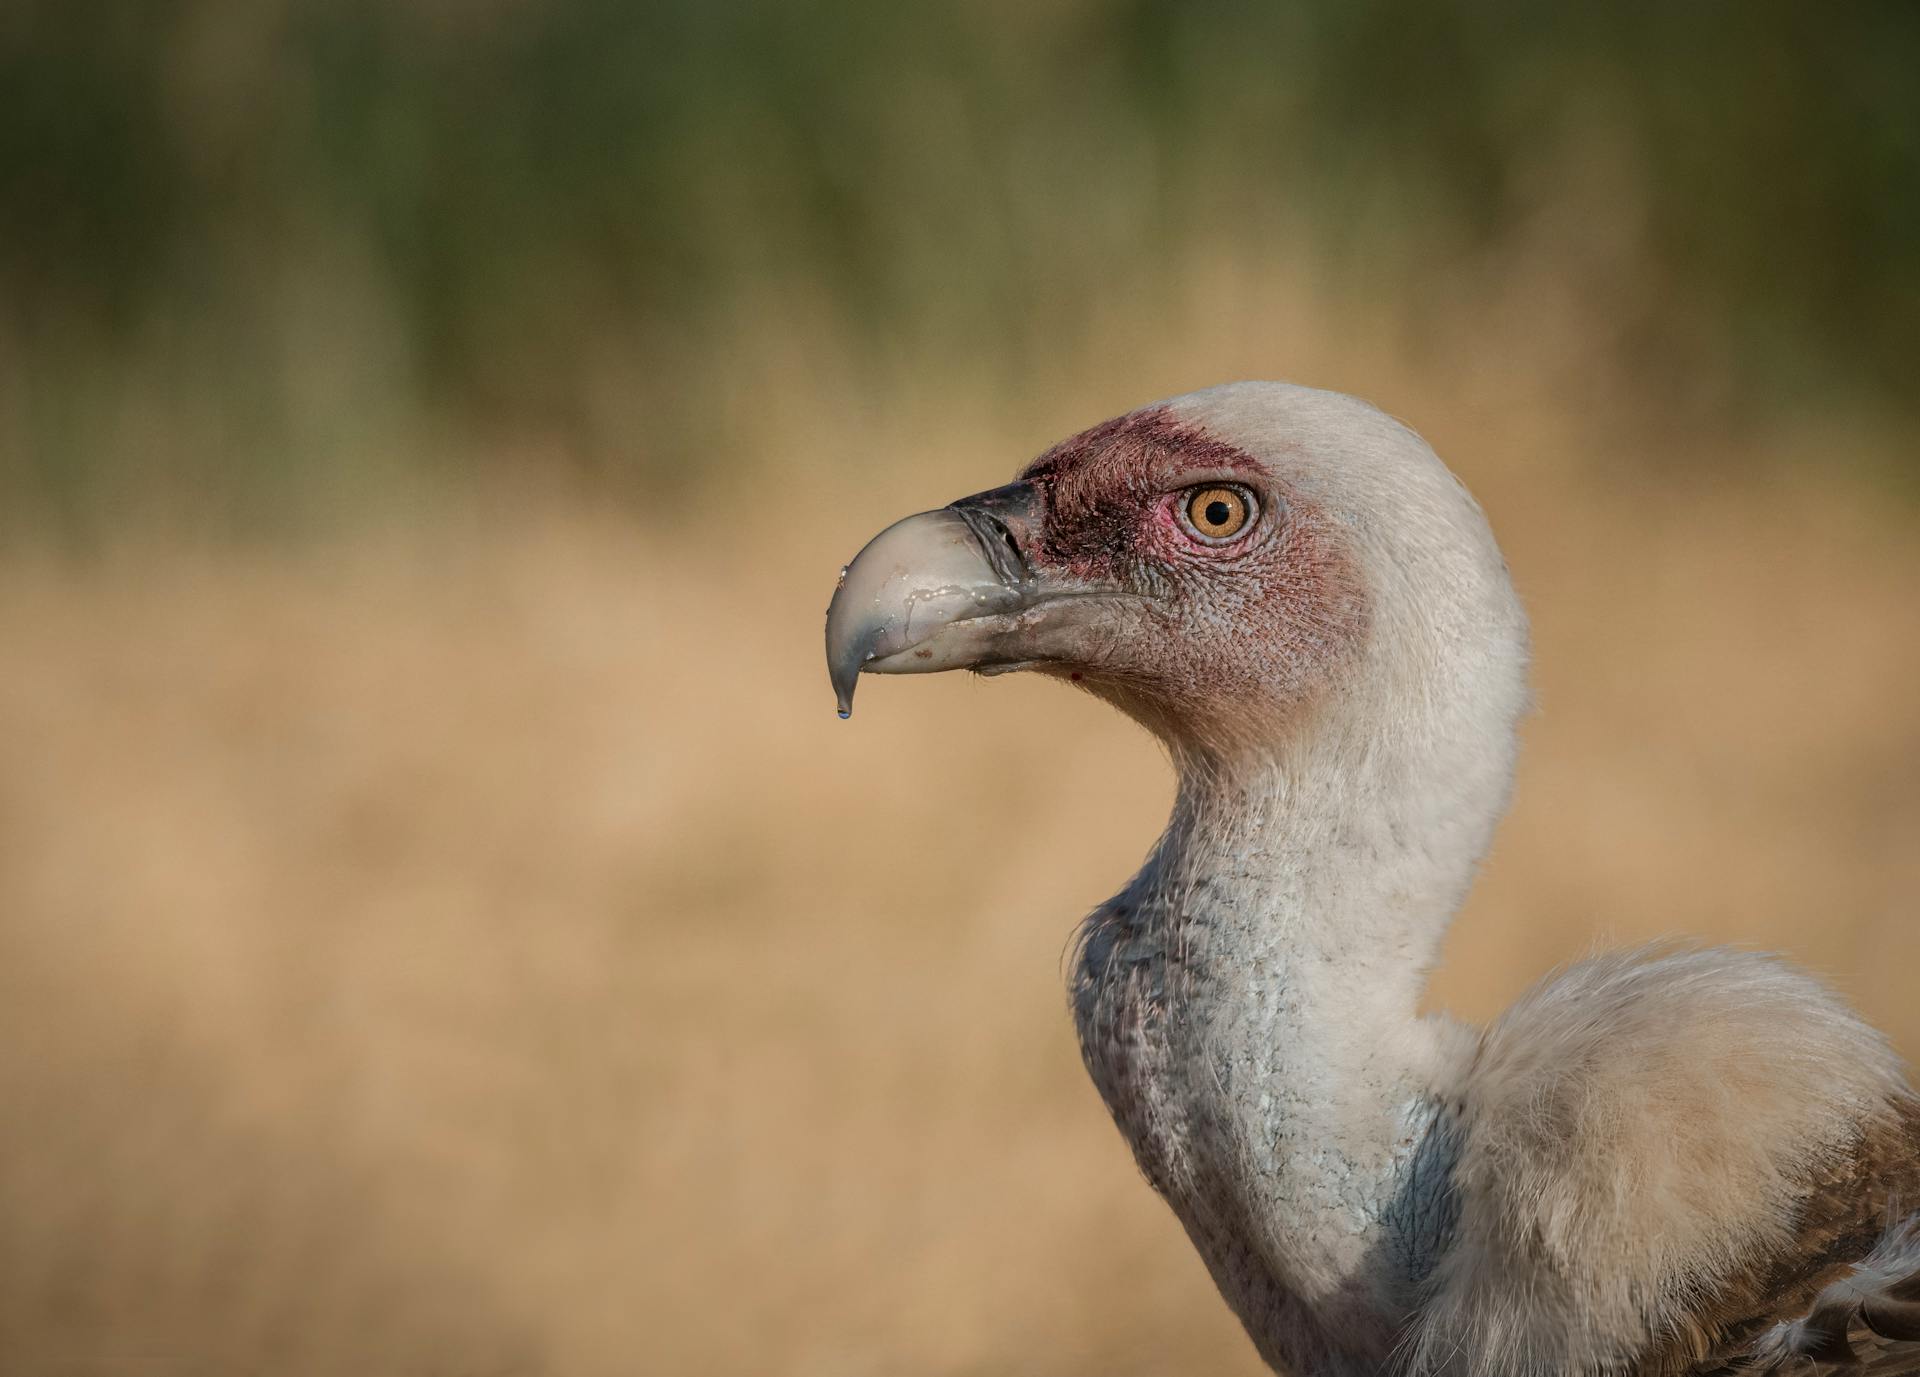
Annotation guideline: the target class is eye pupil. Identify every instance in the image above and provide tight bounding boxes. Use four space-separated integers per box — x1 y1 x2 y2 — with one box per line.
1184 486 1252 540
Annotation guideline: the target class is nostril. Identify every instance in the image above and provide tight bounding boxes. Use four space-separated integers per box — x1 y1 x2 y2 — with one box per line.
952 504 1031 587
991 516 1024 569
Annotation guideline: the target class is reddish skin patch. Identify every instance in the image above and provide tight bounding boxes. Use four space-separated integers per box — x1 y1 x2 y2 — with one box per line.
1013 405 1369 743
1020 406 1272 580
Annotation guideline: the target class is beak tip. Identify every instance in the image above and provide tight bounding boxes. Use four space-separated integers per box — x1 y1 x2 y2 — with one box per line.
829 652 861 719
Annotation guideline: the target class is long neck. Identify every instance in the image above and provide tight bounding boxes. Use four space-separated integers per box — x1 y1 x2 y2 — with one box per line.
1077 691 1516 1319
1163 747 1466 1048
1164 658 1518 1019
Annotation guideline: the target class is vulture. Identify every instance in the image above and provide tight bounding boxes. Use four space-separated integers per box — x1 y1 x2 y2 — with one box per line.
823 382 1920 1376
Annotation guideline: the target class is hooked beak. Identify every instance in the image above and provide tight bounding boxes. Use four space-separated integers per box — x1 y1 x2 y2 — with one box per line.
825 482 1073 717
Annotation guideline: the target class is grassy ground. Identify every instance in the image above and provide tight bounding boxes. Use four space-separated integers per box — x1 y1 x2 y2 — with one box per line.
0 328 1915 1374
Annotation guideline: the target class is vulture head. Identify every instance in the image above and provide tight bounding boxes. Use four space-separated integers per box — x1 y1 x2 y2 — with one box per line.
827 381 1527 770
823 383 1920 1377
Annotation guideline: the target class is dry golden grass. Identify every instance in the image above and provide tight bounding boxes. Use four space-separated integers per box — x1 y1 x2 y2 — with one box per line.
0 331 1916 1375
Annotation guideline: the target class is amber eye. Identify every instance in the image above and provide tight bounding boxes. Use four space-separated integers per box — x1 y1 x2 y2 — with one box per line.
1182 485 1255 541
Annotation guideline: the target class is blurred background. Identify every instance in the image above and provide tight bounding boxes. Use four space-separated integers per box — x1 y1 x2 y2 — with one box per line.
1 2 1916 1373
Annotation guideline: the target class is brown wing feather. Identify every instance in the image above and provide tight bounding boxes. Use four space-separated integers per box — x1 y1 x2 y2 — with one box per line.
1672 1098 1920 1375
1725 1220 1920 1374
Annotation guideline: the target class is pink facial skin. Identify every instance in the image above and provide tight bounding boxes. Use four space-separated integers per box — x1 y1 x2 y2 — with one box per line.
1013 405 1370 751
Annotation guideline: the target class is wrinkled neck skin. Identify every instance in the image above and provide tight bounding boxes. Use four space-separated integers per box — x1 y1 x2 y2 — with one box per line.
1073 663 1518 1372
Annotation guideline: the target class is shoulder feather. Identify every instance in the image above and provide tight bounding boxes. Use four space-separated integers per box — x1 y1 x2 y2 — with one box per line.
1405 945 1909 1376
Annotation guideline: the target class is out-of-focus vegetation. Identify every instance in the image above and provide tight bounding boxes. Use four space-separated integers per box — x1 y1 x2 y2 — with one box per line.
3 8 1918 1376
3 0 1917 533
